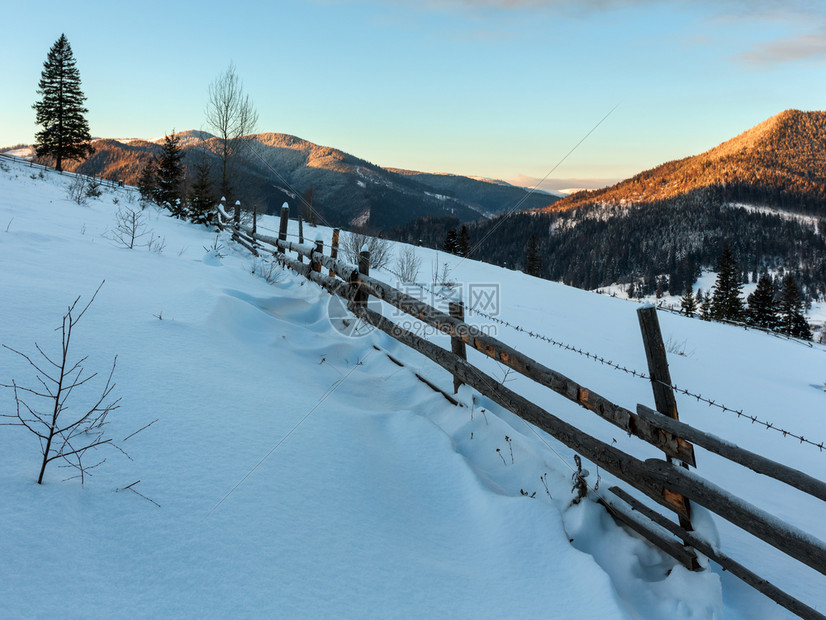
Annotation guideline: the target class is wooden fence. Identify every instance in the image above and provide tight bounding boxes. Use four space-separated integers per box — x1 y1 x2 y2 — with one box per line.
0 152 134 193
217 206 826 620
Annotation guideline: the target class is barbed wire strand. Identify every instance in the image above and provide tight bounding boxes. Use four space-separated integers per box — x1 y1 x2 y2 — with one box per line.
377 263 826 453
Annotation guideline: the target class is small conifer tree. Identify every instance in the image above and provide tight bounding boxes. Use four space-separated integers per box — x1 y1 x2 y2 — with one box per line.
710 245 745 322
443 229 459 255
680 282 697 317
457 225 471 258
779 274 812 340
746 274 778 330
189 149 216 226
155 131 185 216
137 158 157 206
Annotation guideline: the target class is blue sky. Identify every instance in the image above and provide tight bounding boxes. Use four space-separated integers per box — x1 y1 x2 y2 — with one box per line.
2 0 825 187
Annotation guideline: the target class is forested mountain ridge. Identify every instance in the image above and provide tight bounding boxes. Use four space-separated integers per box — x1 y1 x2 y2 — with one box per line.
544 109 826 216
391 110 826 304
18 131 551 230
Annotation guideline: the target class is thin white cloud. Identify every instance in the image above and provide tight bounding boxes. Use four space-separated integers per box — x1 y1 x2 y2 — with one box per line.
738 31 826 65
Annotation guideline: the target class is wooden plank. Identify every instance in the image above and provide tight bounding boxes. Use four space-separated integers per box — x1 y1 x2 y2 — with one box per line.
343 302 688 521
609 487 826 620
597 496 697 569
644 458 826 577
312 239 323 273
637 305 695 530
449 301 467 394
637 306 680 419
355 249 370 308
637 404 826 503
330 228 340 278
354 273 694 465
277 204 289 247
297 214 304 264
231 232 258 256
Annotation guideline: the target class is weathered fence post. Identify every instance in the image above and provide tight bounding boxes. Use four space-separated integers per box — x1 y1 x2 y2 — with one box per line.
234 200 241 229
637 305 696 536
297 214 305 263
354 248 370 309
330 228 340 278
312 236 324 274
449 301 468 394
252 204 257 237
278 203 289 252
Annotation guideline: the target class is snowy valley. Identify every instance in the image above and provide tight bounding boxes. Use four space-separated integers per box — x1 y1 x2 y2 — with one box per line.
1 157 825 619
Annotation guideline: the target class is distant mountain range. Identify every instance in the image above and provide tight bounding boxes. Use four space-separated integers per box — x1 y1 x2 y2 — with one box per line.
391 110 826 301
545 109 826 217
13 130 558 230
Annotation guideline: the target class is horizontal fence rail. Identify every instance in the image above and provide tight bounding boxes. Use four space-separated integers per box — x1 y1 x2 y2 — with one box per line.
0 152 138 193
215 206 826 620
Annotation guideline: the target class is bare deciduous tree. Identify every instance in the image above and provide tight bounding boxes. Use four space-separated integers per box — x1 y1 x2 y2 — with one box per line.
205 62 258 227
107 205 151 249
394 245 422 283
341 231 392 271
1 282 122 484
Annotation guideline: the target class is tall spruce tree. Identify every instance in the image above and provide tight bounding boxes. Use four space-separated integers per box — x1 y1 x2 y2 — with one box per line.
525 235 543 277
746 274 778 330
443 229 459 255
457 225 471 258
155 131 185 216
710 245 745 322
137 158 157 205
779 274 812 340
33 34 94 172
680 282 697 317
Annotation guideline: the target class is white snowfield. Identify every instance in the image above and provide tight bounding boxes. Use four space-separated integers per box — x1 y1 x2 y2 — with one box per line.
1 157 824 619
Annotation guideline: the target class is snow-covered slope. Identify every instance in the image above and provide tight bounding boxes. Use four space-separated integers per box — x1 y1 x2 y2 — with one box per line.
1 158 824 618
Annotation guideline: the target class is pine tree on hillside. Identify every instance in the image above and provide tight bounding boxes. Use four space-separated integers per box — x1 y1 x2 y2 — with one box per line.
155 131 185 216
779 274 812 340
457 225 471 258
443 229 459 255
710 245 745 322
746 274 778 330
680 282 697 317
525 235 543 277
137 158 157 205
189 148 216 226
696 289 712 321
33 34 94 172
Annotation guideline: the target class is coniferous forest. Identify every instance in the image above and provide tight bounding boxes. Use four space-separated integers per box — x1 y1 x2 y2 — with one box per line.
390 193 826 303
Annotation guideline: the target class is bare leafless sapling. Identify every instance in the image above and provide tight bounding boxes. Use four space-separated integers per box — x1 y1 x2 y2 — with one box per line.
1 282 122 484
108 204 151 249
394 245 422 283
205 62 258 226
342 231 391 270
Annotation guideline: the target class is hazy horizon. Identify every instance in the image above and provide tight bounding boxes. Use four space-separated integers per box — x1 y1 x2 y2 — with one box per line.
3 0 824 183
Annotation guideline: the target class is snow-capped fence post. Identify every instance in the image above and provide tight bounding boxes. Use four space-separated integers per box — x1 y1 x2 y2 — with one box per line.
354 249 370 309
252 204 257 237
330 228 340 278
218 196 227 229
637 305 696 535
234 200 241 230
449 301 467 394
278 203 289 251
